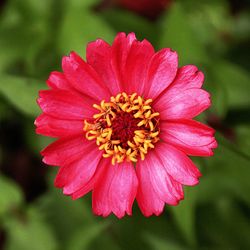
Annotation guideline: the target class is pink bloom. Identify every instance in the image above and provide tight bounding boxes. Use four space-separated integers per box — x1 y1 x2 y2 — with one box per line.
35 32 217 218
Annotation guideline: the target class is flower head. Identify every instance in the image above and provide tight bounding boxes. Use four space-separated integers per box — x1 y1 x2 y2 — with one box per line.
35 32 217 218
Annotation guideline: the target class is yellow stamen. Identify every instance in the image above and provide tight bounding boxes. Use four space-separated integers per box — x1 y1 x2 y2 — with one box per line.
83 93 160 165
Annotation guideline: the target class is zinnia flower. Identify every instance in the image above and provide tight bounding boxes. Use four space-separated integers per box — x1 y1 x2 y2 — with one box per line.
35 32 217 218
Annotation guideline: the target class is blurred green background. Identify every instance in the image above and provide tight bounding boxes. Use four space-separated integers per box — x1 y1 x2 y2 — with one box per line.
0 0 250 249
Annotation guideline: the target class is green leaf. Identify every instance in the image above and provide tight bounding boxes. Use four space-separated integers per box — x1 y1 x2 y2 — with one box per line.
209 82 228 118
235 124 250 158
34 178 121 250
145 234 187 250
58 0 115 57
34 180 94 244
231 10 250 41
204 69 228 118
216 199 250 248
0 75 45 117
111 212 178 250
170 186 198 247
187 0 232 54
0 175 23 219
197 134 250 206
3 207 58 250
66 222 109 250
101 9 158 47
24 118 54 154
197 198 250 249
159 2 208 65
0 0 52 72
210 60 250 109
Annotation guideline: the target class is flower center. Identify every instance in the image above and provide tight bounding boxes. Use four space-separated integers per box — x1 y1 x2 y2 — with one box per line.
83 93 160 165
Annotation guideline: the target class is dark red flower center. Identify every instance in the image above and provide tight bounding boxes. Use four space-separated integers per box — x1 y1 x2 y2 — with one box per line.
84 93 160 165
111 112 140 148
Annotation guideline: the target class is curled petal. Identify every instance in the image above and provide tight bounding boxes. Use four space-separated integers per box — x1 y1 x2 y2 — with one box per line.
136 150 185 217
154 88 211 120
168 65 204 91
46 71 72 90
146 153 183 204
62 52 111 101
41 135 95 166
155 142 201 186
35 113 83 138
110 32 136 92
92 161 138 218
160 119 217 156
71 158 108 200
136 159 165 216
86 39 121 96
123 39 155 95
37 89 96 120
145 48 178 99
55 147 103 195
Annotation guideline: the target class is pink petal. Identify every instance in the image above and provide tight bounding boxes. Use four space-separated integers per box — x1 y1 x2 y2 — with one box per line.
62 52 111 101
154 88 211 120
55 145 103 195
160 119 217 156
35 113 83 138
86 39 121 96
136 151 184 217
144 48 178 99
136 160 165 216
46 71 72 90
123 39 155 95
168 65 204 91
71 158 108 200
210 140 218 149
92 161 138 218
41 135 95 166
155 142 201 185
139 152 184 207
37 89 96 120
110 32 136 92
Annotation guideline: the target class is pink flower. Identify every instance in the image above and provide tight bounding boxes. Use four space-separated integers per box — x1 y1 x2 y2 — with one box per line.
35 32 217 218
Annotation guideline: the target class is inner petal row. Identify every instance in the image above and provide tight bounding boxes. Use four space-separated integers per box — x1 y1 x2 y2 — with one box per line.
83 93 160 165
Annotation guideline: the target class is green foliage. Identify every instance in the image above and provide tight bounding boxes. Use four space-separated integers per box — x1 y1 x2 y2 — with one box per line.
170 187 197 247
58 0 115 57
66 222 109 250
0 75 45 117
145 234 186 250
210 61 250 109
202 135 250 206
159 2 208 65
0 175 23 219
187 0 232 55
3 207 58 250
203 72 228 118
0 0 52 73
0 0 250 250
235 124 250 157
101 9 158 46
